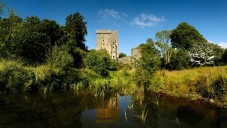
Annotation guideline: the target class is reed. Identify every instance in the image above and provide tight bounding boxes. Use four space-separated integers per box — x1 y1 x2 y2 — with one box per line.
135 104 148 123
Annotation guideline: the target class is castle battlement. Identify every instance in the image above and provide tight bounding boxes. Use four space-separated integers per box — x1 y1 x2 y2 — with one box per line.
96 29 118 34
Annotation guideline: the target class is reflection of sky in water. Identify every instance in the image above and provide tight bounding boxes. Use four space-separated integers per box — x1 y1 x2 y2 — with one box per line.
81 109 96 127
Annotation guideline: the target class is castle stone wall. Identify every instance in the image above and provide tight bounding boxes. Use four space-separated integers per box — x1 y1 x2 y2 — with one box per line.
118 56 131 64
131 48 141 59
96 30 118 60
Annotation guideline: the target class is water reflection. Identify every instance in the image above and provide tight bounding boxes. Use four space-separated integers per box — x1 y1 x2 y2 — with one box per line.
96 93 119 123
0 91 227 127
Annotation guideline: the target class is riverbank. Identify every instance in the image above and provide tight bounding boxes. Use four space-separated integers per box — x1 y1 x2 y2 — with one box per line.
1 59 227 107
149 66 227 107
0 59 137 94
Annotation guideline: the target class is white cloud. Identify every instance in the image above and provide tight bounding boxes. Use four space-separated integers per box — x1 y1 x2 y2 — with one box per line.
208 40 227 49
218 42 227 49
98 9 120 20
208 40 214 43
131 13 165 28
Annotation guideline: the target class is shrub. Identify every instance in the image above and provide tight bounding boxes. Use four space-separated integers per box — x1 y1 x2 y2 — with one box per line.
46 45 73 69
211 76 227 99
84 49 117 77
0 59 34 92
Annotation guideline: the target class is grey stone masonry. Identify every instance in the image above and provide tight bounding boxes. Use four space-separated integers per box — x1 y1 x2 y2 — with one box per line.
96 30 118 60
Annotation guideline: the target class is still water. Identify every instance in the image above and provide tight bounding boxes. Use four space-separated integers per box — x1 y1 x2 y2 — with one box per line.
0 91 227 128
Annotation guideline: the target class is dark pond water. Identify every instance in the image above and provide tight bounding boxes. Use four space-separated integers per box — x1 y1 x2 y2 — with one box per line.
1 90 227 128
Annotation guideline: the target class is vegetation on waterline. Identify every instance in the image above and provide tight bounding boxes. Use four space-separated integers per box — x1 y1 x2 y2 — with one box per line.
149 66 227 102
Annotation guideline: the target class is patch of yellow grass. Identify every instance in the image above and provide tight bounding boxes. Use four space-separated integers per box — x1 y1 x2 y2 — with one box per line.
150 66 227 98
34 65 53 82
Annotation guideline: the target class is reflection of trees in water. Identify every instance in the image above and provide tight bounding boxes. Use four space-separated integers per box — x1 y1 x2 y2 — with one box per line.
0 93 95 128
141 92 224 128
177 106 204 126
1 91 227 127
96 93 119 123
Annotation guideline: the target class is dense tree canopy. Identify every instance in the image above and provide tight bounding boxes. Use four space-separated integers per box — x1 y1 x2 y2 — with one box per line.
63 13 88 68
170 22 206 49
0 5 87 66
84 49 117 77
222 49 227 64
119 52 127 58
210 43 225 65
38 19 63 47
64 13 87 51
0 9 23 59
167 49 190 70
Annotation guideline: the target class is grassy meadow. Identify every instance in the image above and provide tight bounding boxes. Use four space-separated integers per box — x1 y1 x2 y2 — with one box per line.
149 66 227 105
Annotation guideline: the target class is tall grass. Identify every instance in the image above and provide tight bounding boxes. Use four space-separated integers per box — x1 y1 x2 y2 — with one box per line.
0 59 138 94
134 104 148 123
150 66 227 100
0 59 76 93
0 59 33 92
84 69 138 96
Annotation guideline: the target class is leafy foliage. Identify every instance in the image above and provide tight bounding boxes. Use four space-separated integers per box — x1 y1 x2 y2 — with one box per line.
0 9 23 59
155 30 173 67
134 38 160 85
0 60 33 92
189 41 215 66
64 12 87 51
167 49 190 70
84 49 117 77
63 13 88 67
170 22 206 49
119 52 127 58
209 43 224 65
222 49 227 65
46 45 74 69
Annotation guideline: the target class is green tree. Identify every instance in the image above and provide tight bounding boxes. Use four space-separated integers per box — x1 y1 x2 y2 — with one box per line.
0 8 23 58
38 19 63 47
167 49 190 70
84 49 117 77
222 48 227 64
210 43 224 65
119 52 126 58
135 38 161 85
170 22 206 49
0 1 4 16
20 16 49 63
155 30 173 67
63 13 88 67
64 12 87 50
189 41 215 66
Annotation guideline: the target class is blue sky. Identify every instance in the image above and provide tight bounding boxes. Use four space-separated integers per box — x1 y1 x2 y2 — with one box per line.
2 0 227 55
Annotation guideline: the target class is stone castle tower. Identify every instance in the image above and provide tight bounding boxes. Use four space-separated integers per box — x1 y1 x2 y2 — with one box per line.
96 30 118 60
